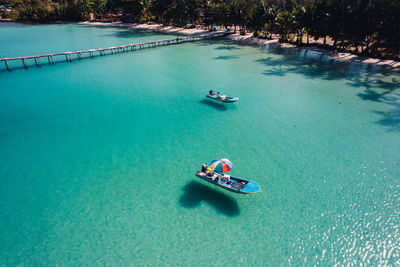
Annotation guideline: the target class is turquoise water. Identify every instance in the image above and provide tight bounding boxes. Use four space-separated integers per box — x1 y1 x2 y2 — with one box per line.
0 23 399 265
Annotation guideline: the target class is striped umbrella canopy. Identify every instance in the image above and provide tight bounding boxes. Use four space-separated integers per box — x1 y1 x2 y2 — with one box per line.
209 158 232 173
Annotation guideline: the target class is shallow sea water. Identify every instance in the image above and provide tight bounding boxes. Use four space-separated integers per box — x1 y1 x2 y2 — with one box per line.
0 23 399 265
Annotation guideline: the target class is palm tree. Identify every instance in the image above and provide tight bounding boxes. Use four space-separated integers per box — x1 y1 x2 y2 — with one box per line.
276 9 293 42
292 4 306 44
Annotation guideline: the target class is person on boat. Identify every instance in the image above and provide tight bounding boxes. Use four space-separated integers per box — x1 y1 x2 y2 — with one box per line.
201 163 208 172
209 90 214 95
205 166 213 177
212 173 220 182
220 174 230 184
220 95 226 100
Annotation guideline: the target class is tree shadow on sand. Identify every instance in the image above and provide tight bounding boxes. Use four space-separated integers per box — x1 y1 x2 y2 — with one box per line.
374 102 400 132
179 181 240 217
214 55 239 60
215 45 241 50
79 24 178 39
257 48 351 81
195 39 238 48
348 68 400 132
257 46 400 132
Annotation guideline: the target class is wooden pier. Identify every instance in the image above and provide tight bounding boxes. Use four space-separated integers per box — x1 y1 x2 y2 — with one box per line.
0 32 230 71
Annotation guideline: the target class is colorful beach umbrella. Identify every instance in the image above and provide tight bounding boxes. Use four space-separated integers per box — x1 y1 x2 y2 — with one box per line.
209 158 232 173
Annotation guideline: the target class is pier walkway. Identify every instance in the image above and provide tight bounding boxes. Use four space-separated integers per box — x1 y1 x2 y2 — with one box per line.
0 32 230 71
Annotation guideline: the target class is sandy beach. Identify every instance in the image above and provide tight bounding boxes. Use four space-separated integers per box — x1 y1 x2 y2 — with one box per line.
224 32 400 69
79 21 209 36
80 21 400 70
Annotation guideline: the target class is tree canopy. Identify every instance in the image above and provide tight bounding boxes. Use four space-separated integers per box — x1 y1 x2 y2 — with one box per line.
6 0 400 58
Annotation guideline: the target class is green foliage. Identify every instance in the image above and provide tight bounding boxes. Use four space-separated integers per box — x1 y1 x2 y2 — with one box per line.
253 30 261 37
9 0 400 56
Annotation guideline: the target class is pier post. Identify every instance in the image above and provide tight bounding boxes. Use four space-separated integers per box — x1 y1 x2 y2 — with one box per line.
37 57 41 66
48 56 51 64
65 54 68 61
51 56 54 64
69 54 72 62
22 58 28 68
5 60 11 71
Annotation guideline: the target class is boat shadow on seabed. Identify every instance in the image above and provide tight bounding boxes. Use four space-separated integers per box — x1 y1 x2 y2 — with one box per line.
179 181 240 217
199 99 228 111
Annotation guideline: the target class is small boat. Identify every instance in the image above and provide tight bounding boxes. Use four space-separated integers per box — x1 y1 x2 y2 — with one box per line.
195 171 261 194
195 158 261 194
206 92 239 103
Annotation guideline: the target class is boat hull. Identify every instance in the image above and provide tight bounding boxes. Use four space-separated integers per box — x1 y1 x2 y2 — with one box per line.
206 94 239 103
195 171 261 194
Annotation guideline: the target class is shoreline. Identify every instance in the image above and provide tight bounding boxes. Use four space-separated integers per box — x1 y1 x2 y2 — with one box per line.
80 21 400 70
3 20 400 70
78 21 210 36
224 32 400 70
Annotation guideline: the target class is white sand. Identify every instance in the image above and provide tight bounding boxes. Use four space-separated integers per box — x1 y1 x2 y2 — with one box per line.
81 22 400 70
79 21 209 35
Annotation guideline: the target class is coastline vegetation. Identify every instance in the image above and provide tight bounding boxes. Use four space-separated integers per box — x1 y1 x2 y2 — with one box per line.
3 0 400 59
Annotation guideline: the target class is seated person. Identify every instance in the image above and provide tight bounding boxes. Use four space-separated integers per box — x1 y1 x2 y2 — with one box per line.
212 172 223 182
220 174 230 184
201 163 208 172
209 90 214 95
220 95 226 100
